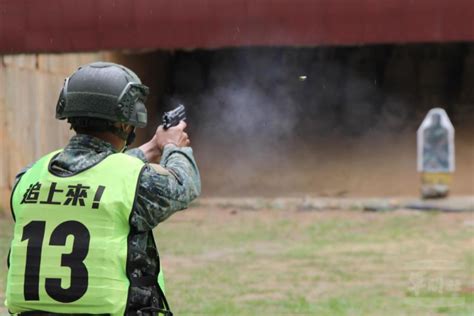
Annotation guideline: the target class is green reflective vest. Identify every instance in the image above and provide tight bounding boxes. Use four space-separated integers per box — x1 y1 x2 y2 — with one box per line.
6 151 166 315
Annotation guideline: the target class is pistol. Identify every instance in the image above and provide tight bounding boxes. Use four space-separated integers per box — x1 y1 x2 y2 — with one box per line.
162 104 186 130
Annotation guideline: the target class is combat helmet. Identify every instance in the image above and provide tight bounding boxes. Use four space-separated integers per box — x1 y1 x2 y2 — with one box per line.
56 62 149 136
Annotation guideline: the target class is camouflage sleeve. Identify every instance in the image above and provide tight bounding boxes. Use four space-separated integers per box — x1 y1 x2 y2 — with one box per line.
126 145 201 232
125 148 147 162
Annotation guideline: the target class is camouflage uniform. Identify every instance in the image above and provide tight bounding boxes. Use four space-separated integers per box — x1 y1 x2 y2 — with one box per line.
14 134 201 313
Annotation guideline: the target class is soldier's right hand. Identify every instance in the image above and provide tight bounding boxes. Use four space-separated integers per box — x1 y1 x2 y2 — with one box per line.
155 120 190 150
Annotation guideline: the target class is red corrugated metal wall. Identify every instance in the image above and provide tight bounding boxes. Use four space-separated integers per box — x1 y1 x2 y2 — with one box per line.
1 0 474 53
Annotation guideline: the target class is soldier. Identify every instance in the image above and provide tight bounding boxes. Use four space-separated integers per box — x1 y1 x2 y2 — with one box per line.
5 62 201 315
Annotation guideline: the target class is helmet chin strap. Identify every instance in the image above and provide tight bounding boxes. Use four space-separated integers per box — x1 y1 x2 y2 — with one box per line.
122 129 136 152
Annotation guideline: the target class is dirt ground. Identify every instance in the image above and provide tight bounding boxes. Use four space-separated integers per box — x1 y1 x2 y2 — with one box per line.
195 127 474 198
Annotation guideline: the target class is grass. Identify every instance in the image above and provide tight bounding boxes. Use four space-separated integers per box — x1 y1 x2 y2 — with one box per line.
1 207 473 315
155 208 474 315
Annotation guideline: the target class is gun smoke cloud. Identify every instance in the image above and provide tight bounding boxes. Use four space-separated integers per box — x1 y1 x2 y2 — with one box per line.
167 44 472 196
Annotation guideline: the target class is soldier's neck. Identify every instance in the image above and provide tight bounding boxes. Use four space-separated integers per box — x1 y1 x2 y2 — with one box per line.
79 132 126 152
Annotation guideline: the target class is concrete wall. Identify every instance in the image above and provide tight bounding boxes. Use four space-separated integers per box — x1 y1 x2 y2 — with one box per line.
0 53 115 214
